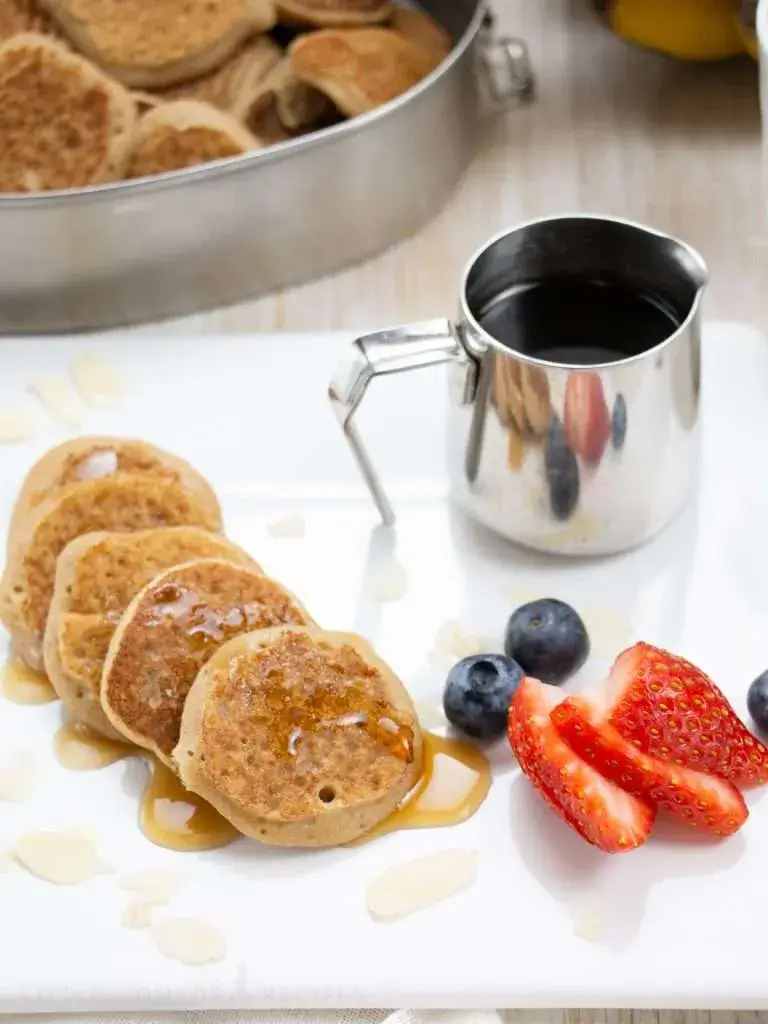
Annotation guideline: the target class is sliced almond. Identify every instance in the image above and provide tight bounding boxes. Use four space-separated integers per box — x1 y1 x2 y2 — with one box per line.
366 848 478 921
151 917 226 965
13 828 100 885
70 354 124 408
369 560 408 602
266 513 306 538
28 374 86 429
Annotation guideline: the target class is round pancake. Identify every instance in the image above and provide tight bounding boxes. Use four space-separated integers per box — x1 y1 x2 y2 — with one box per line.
44 529 258 738
0 33 137 192
101 559 315 763
39 0 277 88
7 436 222 556
288 27 438 117
174 625 423 847
0 473 223 671
128 100 260 178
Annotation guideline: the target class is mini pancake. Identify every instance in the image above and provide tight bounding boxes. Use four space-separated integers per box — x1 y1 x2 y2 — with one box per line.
127 100 260 178
174 625 423 847
288 27 438 117
39 0 277 88
101 559 315 763
0 33 136 192
7 436 221 555
0 472 223 671
44 529 257 738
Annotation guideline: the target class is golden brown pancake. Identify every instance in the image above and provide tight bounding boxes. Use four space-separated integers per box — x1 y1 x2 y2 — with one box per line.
174 625 423 847
39 0 277 88
156 35 281 113
277 0 390 27
44 529 257 738
0 474 223 671
127 100 260 178
7 437 221 555
0 33 136 192
288 27 437 117
389 6 450 62
101 559 315 764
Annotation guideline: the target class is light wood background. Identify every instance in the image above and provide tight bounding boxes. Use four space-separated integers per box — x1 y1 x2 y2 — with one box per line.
142 4 765 1019
173 0 766 336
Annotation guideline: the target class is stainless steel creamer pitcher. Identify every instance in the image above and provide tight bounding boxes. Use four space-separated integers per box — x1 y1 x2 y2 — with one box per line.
329 215 708 556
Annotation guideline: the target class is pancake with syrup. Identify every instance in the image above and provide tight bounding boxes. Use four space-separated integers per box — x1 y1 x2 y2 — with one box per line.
44 529 257 739
101 559 315 764
174 625 423 847
0 469 222 673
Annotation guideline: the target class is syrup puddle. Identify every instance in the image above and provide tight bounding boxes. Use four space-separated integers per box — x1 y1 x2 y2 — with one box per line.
53 723 237 852
351 733 491 845
54 721 134 771
140 758 239 852
2 657 57 705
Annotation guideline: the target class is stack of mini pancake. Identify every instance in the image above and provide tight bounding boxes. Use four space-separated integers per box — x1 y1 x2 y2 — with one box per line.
0 0 451 192
0 437 423 847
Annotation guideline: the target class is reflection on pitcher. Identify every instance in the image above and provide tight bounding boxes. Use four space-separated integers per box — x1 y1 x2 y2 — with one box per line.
491 359 552 473
563 371 611 466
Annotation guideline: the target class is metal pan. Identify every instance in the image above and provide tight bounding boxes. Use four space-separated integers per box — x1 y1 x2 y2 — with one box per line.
0 2 533 332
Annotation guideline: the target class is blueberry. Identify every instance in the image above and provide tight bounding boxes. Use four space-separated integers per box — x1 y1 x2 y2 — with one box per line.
504 598 589 686
612 394 627 451
747 670 768 733
443 654 524 740
545 419 579 521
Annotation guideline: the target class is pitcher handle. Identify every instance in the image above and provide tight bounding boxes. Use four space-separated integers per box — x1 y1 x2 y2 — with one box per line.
328 319 476 527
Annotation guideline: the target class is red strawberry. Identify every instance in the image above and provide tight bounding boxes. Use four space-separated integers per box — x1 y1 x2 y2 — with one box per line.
552 695 748 837
600 643 768 787
564 372 610 464
507 677 654 853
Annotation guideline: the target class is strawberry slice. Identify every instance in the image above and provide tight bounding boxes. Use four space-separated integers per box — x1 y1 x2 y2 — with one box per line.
600 643 768 787
564 372 611 464
552 695 748 837
507 677 654 853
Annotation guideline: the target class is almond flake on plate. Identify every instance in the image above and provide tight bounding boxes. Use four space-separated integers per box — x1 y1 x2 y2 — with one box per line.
266 513 306 539
369 560 409 602
0 407 38 444
13 828 101 885
70 354 124 407
430 619 488 665
0 749 39 803
122 899 156 930
119 867 182 901
570 898 606 944
366 849 478 921
151 917 226 965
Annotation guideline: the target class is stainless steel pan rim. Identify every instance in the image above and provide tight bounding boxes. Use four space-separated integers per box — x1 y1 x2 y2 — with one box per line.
457 212 709 370
0 1 489 209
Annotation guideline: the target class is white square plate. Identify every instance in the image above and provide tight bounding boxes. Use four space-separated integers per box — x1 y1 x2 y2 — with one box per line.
0 325 766 1013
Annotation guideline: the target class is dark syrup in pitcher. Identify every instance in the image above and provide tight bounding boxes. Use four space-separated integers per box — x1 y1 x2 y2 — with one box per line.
478 276 681 365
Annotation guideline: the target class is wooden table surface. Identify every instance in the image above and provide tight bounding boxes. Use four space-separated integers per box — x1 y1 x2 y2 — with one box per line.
176 0 766 336
153 5 766 1019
